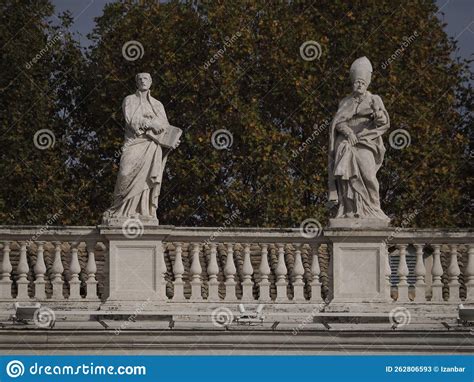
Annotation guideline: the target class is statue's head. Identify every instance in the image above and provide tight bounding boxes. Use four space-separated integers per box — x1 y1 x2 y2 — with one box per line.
349 57 372 95
136 73 152 91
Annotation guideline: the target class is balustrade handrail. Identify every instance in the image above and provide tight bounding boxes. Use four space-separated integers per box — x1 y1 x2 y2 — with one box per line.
0 226 101 243
0 225 471 244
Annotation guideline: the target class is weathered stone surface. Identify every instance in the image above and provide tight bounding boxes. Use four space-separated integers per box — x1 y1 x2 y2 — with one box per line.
102 73 181 225
329 218 390 229
328 56 390 225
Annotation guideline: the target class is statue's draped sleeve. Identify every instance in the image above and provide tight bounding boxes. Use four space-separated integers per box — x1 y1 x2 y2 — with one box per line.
122 95 146 136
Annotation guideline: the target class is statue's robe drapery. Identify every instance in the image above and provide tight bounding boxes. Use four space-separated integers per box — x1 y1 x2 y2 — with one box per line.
328 91 390 219
108 91 170 218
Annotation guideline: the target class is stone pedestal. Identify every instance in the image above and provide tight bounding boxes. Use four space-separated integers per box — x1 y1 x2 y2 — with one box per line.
329 218 390 229
101 214 159 227
325 228 393 307
99 225 172 306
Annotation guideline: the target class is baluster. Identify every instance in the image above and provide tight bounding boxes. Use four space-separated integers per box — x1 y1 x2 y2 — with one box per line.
292 244 305 301
172 243 185 301
431 244 444 302
241 244 254 301
414 244 426 302
258 244 271 301
0 242 12 299
16 242 30 300
310 244 323 302
396 244 409 302
224 243 237 301
51 241 64 299
33 242 47 300
383 243 392 301
68 242 82 300
327 245 333 301
447 244 460 302
275 244 288 301
85 240 98 300
157 240 167 300
190 243 202 301
207 243 219 301
466 244 474 301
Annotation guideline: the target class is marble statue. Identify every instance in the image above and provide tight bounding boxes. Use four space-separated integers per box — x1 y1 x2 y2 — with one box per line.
328 57 390 226
103 73 181 225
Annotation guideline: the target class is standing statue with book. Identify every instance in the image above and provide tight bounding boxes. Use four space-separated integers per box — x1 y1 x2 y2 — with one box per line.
103 72 182 225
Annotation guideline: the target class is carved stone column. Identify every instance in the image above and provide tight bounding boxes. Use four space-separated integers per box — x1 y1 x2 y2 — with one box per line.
51 241 64 300
172 243 185 301
207 243 220 301
292 244 305 301
190 243 203 301
414 244 426 302
0 242 12 299
241 244 254 301
258 244 271 302
34 242 47 300
224 243 237 301
16 242 30 300
310 244 323 302
275 244 288 302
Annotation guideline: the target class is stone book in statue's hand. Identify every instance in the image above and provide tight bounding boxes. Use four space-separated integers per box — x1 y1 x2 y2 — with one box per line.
146 124 183 149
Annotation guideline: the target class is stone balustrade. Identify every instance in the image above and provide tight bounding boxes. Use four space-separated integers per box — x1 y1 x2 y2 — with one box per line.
0 227 104 303
383 230 473 303
0 226 472 309
162 241 327 303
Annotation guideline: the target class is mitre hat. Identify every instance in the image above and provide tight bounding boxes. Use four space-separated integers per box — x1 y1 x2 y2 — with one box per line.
349 56 372 85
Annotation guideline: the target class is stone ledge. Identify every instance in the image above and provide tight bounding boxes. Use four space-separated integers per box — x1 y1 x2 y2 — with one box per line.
329 218 390 229
0 329 471 355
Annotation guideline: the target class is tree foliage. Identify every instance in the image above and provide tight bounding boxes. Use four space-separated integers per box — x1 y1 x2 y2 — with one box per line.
0 0 471 228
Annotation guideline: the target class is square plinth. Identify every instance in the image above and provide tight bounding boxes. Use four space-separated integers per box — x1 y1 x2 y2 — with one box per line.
331 241 389 303
107 240 166 301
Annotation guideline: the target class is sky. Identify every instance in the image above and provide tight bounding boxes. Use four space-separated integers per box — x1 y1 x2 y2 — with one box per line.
51 0 473 63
